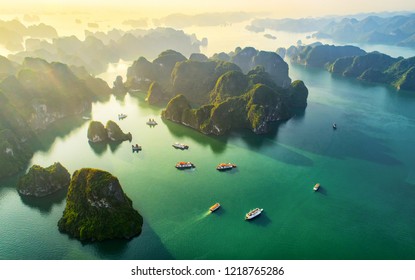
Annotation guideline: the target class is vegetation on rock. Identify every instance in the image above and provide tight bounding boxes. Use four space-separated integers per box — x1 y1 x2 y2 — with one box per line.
87 121 131 143
0 56 111 179
17 162 70 197
58 168 143 241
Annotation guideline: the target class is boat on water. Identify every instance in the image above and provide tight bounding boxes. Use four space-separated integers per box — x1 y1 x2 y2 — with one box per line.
245 208 263 220
172 143 189 150
216 163 237 171
82 116 91 120
209 203 221 212
146 118 158 126
333 123 337 129
313 183 320 191
132 144 142 153
118 113 127 120
175 161 195 170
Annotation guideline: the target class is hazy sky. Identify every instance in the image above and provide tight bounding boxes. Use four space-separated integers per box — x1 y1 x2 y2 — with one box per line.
2 0 415 18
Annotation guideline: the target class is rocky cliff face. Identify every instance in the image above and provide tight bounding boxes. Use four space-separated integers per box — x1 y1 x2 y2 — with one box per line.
231 47 291 88
288 44 367 68
162 76 308 135
17 162 70 197
87 121 108 143
58 168 143 241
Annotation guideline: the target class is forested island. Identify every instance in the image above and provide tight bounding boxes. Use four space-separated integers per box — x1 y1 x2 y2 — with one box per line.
17 162 70 197
58 168 143 242
124 47 308 135
284 43 415 91
0 56 111 179
87 120 132 143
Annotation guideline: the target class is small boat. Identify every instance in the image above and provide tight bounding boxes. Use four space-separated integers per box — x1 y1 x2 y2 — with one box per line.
313 183 320 191
132 144 142 153
172 143 189 150
175 161 195 170
216 163 237 171
146 118 158 126
118 113 127 120
82 116 91 120
209 203 221 212
245 208 263 220
333 123 337 129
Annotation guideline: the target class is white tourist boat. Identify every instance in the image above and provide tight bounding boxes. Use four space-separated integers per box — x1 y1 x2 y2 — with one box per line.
245 208 263 220
146 118 158 125
172 143 189 150
118 113 127 120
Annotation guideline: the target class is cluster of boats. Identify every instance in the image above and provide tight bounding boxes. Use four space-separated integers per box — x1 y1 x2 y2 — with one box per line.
209 202 263 220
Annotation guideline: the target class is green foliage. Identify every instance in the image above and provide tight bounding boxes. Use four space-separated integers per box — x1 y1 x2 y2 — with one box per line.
146 81 168 105
394 67 415 91
87 121 107 142
58 168 143 241
210 71 249 104
17 162 70 197
171 60 241 106
327 51 415 91
105 120 132 142
0 129 32 178
161 94 191 122
290 80 308 108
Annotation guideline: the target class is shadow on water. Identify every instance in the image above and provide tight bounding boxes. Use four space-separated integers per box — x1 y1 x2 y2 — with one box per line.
162 119 229 154
91 220 174 260
108 141 123 153
19 188 68 214
247 212 271 227
209 207 226 217
315 186 327 196
232 122 314 167
31 116 89 153
88 141 108 156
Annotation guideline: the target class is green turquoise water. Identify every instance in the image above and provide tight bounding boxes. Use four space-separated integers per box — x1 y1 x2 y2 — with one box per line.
1 63 415 260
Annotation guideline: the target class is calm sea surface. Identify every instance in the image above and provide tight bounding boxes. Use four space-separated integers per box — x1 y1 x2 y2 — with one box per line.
1 24 415 259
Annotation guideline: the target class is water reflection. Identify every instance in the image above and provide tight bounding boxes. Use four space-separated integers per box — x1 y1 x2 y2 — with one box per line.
31 117 88 153
88 141 108 156
92 220 174 260
19 188 67 214
162 119 228 154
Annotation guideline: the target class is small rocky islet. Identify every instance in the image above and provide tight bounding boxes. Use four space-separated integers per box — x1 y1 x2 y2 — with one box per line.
58 168 143 242
17 162 71 197
87 120 132 143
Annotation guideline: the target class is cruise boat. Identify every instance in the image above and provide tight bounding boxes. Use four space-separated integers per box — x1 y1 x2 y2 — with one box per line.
172 143 189 150
118 113 127 120
313 183 320 191
209 203 221 212
245 208 263 220
175 161 195 170
216 163 237 171
146 118 158 126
